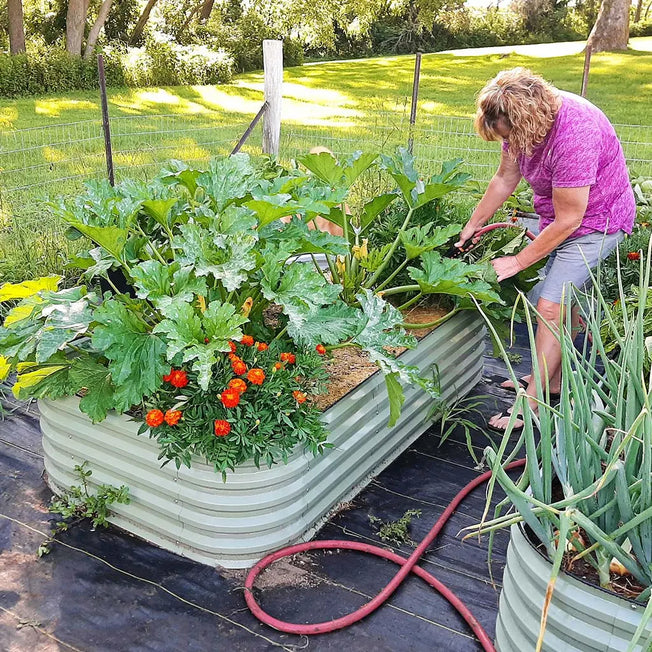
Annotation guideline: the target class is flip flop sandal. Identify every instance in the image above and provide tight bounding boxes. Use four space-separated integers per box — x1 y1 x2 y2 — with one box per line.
500 377 561 401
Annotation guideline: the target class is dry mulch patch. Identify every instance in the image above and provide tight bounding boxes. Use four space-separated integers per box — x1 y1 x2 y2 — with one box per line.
313 304 450 411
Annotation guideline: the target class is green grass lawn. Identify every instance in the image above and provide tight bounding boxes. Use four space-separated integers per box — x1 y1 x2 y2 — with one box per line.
1 37 651 283
2 37 651 129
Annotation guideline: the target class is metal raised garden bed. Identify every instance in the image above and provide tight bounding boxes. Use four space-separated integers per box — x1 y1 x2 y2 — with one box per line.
40 311 484 569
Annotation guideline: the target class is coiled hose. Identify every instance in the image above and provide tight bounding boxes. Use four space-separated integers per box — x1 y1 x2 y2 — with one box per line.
245 459 526 650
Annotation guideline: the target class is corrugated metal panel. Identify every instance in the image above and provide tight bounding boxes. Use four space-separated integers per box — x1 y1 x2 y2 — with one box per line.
40 311 485 569
496 524 652 652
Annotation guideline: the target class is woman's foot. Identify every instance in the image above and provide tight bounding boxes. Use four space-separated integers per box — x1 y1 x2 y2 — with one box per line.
487 409 524 433
500 376 529 392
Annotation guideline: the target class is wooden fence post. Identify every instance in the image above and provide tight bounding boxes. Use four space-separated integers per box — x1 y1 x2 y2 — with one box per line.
262 39 283 157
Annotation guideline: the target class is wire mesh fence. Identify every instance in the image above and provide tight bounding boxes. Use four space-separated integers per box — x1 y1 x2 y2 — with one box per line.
0 105 650 283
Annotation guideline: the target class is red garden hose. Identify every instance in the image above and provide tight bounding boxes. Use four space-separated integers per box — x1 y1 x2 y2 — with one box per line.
245 459 526 651
475 222 536 242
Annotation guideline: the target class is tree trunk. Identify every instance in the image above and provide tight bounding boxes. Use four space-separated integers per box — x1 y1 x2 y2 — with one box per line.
199 0 215 22
180 2 202 33
129 0 159 46
66 0 90 56
634 0 643 21
7 0 26 54
586 0 630 52
83 0 114 59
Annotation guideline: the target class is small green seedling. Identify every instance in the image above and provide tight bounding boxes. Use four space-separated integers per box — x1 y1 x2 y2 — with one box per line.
369 509 422 547
39 461 130 556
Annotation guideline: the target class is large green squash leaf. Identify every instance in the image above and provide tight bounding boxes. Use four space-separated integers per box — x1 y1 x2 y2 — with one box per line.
196 153 258 211
174 216 258 292
297 151 378 189
409 252 503 304
244 194 297 227
130 261 207 310
62 222 128 261
36 288 96 362
154 300 248 390
68 356 116 423
400 223 462 260
91 299 168 411
381 149 471 209
286 302 360 347
141 198 178 231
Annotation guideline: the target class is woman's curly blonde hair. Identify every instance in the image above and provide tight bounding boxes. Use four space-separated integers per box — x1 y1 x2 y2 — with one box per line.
475 68 562 156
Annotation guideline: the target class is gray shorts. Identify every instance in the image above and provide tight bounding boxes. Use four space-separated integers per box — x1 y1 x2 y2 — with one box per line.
534 230 624 304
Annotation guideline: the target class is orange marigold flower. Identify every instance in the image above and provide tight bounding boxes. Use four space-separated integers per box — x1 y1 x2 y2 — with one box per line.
280 352 296 364
256 342 268 352
241 335 255 346
146 409 165 427
220 388 241 408
228 378 248 394
164 409 182 426
627 251 641 261
164 369 189 388
315 344 326 355
247 368 266 385
293 390 307 404
232 360 248 376
273 362 283 371
228 341 237 353
214 419 231 436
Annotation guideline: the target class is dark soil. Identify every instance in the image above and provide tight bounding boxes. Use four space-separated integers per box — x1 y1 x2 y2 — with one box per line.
525 522 647 602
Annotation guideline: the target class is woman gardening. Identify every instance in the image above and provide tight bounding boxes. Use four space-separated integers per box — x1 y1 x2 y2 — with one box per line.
456 67 635 432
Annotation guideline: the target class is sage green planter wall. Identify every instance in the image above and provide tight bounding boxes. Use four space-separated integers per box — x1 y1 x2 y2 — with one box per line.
40 311 484 569
497 524 652 652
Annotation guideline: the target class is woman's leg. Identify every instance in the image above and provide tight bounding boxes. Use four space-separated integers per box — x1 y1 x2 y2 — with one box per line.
506 302 579 394
490 230 623 431
489 298 562 431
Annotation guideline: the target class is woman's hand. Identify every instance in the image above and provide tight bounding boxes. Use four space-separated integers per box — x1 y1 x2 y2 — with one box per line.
454 222 480 250
491 255 523 282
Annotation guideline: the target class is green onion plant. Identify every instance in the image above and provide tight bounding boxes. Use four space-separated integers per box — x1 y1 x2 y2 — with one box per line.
463 239 652 649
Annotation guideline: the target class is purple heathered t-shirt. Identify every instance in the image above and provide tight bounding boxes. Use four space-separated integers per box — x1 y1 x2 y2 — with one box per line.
504 92 635 238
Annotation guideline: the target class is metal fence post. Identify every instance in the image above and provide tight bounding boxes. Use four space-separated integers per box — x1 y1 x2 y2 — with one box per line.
581 46 592 98
231 102 268 155
262 40 283 157
97 54 115 186
408 52 422 155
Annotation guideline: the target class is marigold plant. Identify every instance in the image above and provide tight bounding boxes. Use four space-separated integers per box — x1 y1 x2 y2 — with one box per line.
142 341 328 476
